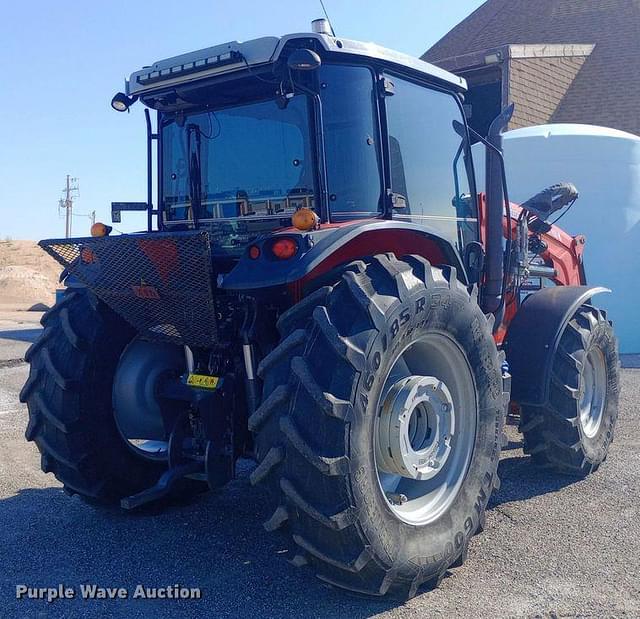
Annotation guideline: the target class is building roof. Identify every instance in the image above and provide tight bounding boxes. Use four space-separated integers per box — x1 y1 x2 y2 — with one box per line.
422 0 640 136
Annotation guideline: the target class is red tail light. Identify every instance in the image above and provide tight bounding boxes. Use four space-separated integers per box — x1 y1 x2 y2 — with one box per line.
271 238 298 260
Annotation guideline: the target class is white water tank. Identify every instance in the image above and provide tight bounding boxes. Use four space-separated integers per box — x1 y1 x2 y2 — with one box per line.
475 124 640 353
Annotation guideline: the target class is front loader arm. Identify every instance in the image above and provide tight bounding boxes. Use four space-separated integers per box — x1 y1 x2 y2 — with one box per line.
506 203 585 287
478 193 588 343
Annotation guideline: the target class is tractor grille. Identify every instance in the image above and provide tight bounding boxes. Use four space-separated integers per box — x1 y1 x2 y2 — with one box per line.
40 231 218 348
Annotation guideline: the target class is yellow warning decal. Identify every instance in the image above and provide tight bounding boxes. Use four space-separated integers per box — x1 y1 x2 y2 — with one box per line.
186 374 220 389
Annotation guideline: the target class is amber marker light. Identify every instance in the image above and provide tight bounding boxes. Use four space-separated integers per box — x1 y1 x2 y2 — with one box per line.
271 238 298 260
91 222 112 237
292 207 319 231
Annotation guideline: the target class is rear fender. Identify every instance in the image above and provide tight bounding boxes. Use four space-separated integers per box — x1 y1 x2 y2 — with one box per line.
504 285 610 406
221 220 466 293
39 231 218 348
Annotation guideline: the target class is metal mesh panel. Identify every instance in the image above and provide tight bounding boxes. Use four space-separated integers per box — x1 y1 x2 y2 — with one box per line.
40 231 218 348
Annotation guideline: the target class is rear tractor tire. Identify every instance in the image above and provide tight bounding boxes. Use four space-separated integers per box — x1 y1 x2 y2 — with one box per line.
250 254 507 597
20 288 200 504
520 304 619 475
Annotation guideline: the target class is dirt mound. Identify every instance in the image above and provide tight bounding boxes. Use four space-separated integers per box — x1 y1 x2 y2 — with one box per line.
0 240 62 310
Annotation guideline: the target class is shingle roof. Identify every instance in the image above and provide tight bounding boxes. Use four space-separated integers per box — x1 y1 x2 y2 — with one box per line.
422 0 640 136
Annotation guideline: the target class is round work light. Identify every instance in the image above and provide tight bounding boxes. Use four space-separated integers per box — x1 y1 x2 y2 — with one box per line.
111 92 137 112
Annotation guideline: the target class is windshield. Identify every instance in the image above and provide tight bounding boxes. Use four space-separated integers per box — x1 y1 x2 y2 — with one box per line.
161 95 316 251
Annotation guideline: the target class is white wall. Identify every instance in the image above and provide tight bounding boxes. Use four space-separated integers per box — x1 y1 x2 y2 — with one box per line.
474 124 640 353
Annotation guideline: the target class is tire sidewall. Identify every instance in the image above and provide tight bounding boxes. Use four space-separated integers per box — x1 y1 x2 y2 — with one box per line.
577 320 619 461
349 282 503 575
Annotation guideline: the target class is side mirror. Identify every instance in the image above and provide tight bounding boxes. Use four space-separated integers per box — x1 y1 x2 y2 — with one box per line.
287 49 322 72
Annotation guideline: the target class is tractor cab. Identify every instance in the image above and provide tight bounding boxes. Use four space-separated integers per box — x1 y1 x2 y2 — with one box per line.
111 19 477 268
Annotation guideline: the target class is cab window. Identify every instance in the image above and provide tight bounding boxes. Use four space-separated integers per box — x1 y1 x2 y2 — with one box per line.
385 76 477 252
320 64 383 219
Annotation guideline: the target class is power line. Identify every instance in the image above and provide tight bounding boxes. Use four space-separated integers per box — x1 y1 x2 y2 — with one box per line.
73 210 96 227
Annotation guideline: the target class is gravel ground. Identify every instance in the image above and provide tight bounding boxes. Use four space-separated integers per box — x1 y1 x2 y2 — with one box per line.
0 316 638 618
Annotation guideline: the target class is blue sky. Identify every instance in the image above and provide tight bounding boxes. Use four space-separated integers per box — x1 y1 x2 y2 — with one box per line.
0 0 483 240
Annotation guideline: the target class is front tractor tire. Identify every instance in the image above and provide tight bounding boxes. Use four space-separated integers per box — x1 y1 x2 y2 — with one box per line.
250 255 507 597
520 304 619 475
20 289 177 504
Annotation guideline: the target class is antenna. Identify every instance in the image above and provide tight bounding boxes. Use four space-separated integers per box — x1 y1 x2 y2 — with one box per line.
318 0 336 36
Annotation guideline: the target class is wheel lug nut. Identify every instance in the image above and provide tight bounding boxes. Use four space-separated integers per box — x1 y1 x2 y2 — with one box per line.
386 492 408 505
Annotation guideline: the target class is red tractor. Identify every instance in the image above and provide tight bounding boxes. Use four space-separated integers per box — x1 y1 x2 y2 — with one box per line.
21 20 619 597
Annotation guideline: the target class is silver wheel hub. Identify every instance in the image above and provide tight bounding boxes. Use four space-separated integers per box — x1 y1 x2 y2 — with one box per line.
579 347 607 439
374 333 477 526
376 376 455 481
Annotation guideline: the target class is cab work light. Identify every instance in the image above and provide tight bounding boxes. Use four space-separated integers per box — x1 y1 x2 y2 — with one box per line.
111 92 137 112
136 51 244 86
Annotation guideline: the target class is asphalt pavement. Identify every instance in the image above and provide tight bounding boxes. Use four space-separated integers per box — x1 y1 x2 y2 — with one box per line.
0 312 638 618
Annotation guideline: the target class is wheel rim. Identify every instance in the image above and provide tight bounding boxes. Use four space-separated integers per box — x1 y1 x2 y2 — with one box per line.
374 333 477 526
127 439 169 460
113 338 186 462
579 347 607 439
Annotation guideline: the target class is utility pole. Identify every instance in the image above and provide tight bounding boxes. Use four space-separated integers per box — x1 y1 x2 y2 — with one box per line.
65 175 72 238
58 175 79 238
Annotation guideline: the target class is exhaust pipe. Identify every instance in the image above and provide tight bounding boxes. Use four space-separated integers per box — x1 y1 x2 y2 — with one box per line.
482 104 514 314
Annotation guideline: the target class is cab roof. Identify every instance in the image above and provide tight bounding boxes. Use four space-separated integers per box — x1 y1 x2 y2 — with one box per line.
126 32 467 98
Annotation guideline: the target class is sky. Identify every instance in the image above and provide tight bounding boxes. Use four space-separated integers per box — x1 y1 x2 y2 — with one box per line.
0 0 484 240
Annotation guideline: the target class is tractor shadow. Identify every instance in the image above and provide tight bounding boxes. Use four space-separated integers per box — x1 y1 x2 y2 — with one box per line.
0 328 42 344
0 462 397 619
1 451 581 618
490 441 578 508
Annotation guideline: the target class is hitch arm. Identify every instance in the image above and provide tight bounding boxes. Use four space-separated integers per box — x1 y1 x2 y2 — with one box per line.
120 460 202 510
